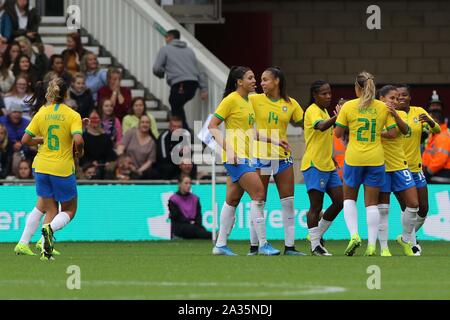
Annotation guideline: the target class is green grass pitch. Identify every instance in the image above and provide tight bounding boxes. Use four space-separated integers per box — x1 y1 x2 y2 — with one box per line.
1 240 450 299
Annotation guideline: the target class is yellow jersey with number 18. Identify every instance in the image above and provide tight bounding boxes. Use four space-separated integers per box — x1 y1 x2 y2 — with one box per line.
381 110 409 172
402 106 441 173
335 98 397 166
213 91 255 162
25 103 83 177
250 93 303 160
301 103 335 172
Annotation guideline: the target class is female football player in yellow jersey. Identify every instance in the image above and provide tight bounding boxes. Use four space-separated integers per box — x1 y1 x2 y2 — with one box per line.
376 85 419 257
301 80 344 256
20 78 84 261
395 84 440 256
208 66 283 256
335 71 397 257
247 67 305 256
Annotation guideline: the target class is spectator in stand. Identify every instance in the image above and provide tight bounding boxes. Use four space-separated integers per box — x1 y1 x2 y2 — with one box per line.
12 53 37 86
16 157 30 179
179 156 197 180
0 103 31 175
97 67 131 122
0 51 14 93
99 98 122 148
110 154 140 181
16 35 47 79
168 174 212 239
0 0 13 49
4 41 19 69
153 29 208 130
422 109 450 184
69 72 93 118
80 52 107 102
5 0 41 43
45 54 72 88
2 75 31 118
117 114 157 179
61 32 88 77
0 122 13 178
80 109 117 179
122 97 159 138
155 114 192 179
79 161 97 180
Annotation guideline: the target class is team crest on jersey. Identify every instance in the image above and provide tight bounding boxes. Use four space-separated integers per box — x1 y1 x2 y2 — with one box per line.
320 179 325 189
282 106 288 112
414 117 419 123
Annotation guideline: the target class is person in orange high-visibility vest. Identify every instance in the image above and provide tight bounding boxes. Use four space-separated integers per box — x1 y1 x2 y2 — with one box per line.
422 110 450 184
332 129 347 180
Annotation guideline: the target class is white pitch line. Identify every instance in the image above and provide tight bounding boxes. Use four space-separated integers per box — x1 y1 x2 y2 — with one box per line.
0 280 347 298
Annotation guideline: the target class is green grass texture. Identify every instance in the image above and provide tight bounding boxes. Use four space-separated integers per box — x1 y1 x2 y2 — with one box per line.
1 240 450 300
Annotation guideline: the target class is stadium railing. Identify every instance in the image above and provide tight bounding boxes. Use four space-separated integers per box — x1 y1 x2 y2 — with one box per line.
64 0 229 123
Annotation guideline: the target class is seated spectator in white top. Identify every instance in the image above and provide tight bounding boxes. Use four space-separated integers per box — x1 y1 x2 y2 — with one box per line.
5 0 41 43
2 74 31 118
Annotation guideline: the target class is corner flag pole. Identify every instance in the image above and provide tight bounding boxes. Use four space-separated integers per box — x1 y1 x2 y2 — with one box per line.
212 148 217 244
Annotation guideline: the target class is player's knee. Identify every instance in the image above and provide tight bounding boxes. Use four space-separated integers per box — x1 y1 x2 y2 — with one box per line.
308 206 322 216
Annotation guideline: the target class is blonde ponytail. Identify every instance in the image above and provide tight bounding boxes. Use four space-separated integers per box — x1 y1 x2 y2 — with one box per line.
355 71 376 109
45 77 65 104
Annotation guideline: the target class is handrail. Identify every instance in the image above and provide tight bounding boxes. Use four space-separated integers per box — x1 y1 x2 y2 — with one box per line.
64 0 228 124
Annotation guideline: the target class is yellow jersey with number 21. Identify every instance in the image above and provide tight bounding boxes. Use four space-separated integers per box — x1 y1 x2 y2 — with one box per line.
335 98 396 167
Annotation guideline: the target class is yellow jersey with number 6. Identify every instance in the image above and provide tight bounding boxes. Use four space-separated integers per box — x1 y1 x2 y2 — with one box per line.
25 103 83 177
335 98 396 166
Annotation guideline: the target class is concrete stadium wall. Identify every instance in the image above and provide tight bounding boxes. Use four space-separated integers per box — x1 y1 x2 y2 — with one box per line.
223 0 450 106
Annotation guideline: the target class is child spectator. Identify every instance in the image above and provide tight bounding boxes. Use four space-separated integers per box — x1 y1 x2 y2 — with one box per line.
122 97 159 138
0 51 14 93
99 98 122 147
80 161 97 180
168 174 212 239
111 154 140 181
97 67 131 122
69 72 94 118
16 157 31 179
61 32 88 76
80 52 107 101
0 122 12 178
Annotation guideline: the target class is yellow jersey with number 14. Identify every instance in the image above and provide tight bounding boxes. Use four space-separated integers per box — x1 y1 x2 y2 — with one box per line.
250 93 303 159
402 106 440 173
214 91 255 162
301 103 335 172
335 98 396 166
25 103 83 177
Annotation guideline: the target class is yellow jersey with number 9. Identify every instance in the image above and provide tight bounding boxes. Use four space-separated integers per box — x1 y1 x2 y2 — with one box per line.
25 103 83 177
250 93 303 159
335 98 396 166
214 92 256 162
381 110 409 172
